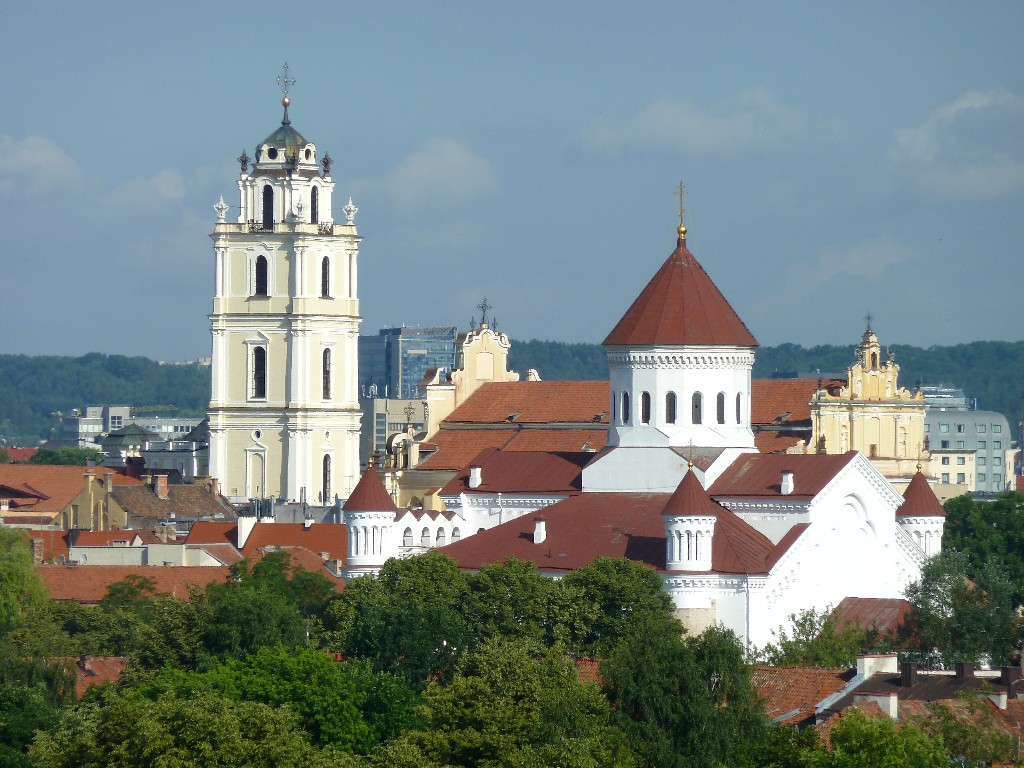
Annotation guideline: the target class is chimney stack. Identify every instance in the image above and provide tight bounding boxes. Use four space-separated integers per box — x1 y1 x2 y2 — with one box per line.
469 466 482 489
533 517 546 544
155 474 169 500
901 662 917 687
955 662 975 681
780 470 794 496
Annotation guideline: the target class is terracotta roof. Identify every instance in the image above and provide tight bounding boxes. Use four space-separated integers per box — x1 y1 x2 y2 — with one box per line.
0 465 139 517
603 236 758 347
574 657 603 686
662 468 723 517
71 530 141 547
709 452 858 499
830 597 911 638
442 381 610 424
186 543 245 565
711 508 777 574
184 520 238 547
37 564 230 603
751 378 844 425
439 448 592 495
4 448 38 462
752 665 853 725
502 428 607 453
73 656 129 698
900 697 1018 741
765 523 810 570
896 471 945 517
418 427 607 471
240 522 347 563
344 468 399 512
815 700 888 747
753 431 806 454
111 484 235 522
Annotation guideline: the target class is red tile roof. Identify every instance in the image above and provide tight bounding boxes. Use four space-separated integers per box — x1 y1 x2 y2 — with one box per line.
751 379 844 425
503 428 607 453
752 665 853 725
37 564 230 603
240 522 347 563
71 530 141 547
0 465 139 517
184 520 237 547
896 472 945 517
111 484 235 523
830 597 911 639
753 432 806 454
709 452 858 499
73 656 129 698
344 468 399 512
439 448 592 495
662 468 722 517
419 427 608 471
603 235 758 348
4 448 38 462
711 508 777 574
443 381 611 424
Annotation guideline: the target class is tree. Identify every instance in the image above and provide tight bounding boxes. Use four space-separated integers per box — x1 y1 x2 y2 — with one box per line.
603 620 767 768
758 607 881 668
901 550 1020 667
805 708 950 768
465 557 555 645
27 447 104 466
0 528 48 636
910 695 1017 766
944 491 1024 603
409 638 636 768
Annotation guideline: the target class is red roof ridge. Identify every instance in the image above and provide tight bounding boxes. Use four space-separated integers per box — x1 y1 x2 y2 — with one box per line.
344 468 399 513
896 471 945 517
604 236 758 348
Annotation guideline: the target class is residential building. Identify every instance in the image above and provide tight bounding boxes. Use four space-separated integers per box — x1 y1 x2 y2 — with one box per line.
359 326 457 400
58 405 202 449
207 88 361 504
0 465 141 529
923 387 1014 493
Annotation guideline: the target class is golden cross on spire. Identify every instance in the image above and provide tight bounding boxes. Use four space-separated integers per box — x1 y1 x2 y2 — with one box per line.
675 180 687 239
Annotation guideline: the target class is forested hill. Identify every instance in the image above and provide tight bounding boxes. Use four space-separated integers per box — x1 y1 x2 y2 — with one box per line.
509 339 1024 430
1 341 1021 445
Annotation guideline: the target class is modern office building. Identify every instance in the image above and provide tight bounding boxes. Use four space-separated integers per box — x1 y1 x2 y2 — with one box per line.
358 326 457 400
923 386 1013 493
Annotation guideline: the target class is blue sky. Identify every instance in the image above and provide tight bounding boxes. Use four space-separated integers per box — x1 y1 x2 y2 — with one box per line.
2 1 1022 360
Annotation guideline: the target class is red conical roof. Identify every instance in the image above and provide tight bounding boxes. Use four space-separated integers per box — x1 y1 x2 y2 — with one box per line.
343 468 399 512
662 468 722 517
604 236 758 347
896 471 946 517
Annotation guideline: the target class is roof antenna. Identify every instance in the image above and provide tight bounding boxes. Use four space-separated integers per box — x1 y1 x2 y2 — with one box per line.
675 180 687 240
276 62 296 125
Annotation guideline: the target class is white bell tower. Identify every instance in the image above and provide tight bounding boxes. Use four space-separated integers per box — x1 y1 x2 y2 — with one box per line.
208 66 362 504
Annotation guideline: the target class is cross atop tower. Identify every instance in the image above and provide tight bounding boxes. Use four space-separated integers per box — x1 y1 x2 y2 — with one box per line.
864 312 874 332
477 297 492 326
676 180 687 239
276 62 296 98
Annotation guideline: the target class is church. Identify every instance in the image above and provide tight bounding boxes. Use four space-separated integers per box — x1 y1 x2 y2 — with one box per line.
341 219 943 650
207 74 362 505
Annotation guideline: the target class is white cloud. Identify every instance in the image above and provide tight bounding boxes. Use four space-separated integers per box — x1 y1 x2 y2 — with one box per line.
379 138 499 213
891 88 1024 200
0 134 83 196
102 168 187 211
791 236 916 290
583 88 803 158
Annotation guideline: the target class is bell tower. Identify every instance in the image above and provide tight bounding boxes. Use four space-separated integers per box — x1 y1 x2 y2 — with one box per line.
208 66 362 504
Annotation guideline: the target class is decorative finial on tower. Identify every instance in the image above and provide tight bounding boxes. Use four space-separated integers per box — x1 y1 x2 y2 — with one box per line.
238 150 250 174
477 297 492 327
276 63 296 124
676 180 687 240
864 311 874 332
343 197 357 224
686 439 695 470
322 152 333 177
214 196 229 222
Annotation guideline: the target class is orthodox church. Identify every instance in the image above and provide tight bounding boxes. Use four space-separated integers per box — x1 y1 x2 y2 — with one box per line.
341 218 942 649
207 76 362 505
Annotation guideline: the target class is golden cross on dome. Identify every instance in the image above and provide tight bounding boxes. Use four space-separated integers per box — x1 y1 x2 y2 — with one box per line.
675 181 687 238
276 63 296 98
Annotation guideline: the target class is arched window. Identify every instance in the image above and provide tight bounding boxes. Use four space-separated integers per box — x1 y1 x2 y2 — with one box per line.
717 392 726 424
311 187 319 224
403 527 413 547
691 392 702 424
420 527 431 548
252 347 267 399
641 392 651 424
322 454 331 503
261 184 274 229
621 391 631 424
321 256 330 297
451 527 461 542
666 392 677 424
436 528 446 547
735 392 742 424
254 256 268 296
322 348 332 400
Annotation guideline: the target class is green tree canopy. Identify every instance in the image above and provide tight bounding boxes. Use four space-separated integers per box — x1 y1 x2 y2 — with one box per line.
757 606 883 668
27 447 104 466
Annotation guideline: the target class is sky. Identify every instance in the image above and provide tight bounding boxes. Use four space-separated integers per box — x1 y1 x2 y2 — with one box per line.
2 1 1022 361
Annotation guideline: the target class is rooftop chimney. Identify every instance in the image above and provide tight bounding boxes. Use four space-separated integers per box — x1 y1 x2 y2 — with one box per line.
533 517 546 544
901 662 917 687
237 514 257 548
104 472 113 492
855 691 898 719
469 466 482 489
780 470 794 496
155 474 169 500
955 661 975 681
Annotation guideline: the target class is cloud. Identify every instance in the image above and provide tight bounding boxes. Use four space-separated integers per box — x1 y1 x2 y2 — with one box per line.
891 88 1024 200
582 88 803 158
378 138 499 213
791 235 916 290
0 134 83 196
102 168 187 211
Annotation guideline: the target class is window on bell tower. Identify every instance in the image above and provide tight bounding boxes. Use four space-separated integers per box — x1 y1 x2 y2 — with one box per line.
321 256 331 297
311 186 319 224
322 348 332 400
262 185 274 230
254 256 268 296
252 347 267 399
621 391 630 424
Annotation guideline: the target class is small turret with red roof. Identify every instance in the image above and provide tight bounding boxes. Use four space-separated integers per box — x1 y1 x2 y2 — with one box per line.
895 469 945 557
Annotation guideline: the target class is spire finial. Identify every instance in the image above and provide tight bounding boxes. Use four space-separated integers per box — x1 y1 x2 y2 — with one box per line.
476 297 492 327
676 180 687 239
864 311 874 332
276 63 296 124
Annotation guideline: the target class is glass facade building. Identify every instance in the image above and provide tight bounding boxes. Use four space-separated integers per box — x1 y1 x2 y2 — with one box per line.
358 326 458 400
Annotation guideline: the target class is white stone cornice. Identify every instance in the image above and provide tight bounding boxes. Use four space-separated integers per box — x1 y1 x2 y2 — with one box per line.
607 350 755 371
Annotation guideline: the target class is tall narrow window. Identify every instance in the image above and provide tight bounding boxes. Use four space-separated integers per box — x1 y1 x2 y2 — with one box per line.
322 348 332 399
252 347 267 399
321 256 330 297
311 186 319 224
666 392 677 424
717 392 726 424
641 392 651 424
322 454 331 503
254 256 268 296
261 185 274 229
692 392 703 424
420 527 430 548
735 392 742 424
621 391 631 424
436 528 446 547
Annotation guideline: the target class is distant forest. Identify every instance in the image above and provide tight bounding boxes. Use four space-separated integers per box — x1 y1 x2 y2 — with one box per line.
1 340 1021 445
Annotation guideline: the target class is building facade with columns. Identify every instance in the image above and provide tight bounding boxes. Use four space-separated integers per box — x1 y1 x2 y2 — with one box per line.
208 90 361 504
